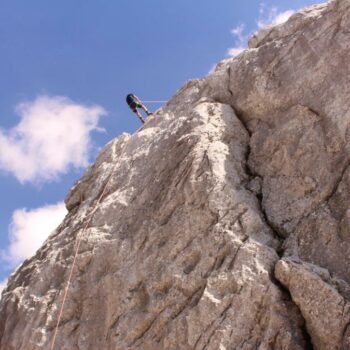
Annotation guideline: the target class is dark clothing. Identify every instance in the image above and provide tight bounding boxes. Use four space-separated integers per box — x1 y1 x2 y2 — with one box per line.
126 93 152 124
126 94 141 111
126 94 135 105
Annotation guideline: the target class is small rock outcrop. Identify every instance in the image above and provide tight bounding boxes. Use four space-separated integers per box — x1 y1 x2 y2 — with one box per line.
1 0 350 349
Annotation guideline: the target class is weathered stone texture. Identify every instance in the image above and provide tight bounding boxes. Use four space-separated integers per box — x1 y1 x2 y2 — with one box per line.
1 0 350 349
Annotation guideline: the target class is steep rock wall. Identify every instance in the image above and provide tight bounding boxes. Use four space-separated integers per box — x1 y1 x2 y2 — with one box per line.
1 0 350 349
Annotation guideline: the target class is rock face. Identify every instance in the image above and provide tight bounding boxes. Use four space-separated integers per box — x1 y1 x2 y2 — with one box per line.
1 0 350 349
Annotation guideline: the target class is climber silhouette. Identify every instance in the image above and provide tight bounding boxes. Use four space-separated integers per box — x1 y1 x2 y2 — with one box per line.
126 94 152 124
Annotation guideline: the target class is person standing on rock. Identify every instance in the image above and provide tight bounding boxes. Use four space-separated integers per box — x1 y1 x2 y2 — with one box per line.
126 93 152 124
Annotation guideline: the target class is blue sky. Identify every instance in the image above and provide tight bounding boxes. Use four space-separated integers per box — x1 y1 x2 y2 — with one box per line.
0 0 322 288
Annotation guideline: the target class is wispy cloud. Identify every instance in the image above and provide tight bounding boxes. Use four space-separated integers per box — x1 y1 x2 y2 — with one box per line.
227 24 248 57
2 202 67 267
258 3 295 28
227 4 295 58
208 64 217 74
0 95 106 184
0 279 7 295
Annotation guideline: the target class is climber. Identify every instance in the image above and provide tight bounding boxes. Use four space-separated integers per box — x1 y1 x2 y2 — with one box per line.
126 94 152 124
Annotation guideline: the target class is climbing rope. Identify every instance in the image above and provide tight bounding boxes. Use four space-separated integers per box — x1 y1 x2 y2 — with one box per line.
49 171 114 350
50 98 158 349
142 100 167 103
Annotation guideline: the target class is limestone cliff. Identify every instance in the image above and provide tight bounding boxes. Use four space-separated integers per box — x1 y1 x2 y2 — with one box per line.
1 0 350 349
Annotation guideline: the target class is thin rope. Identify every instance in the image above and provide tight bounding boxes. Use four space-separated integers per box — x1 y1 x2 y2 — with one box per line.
142 100 167 103
50 171 114 350
50 114 146 349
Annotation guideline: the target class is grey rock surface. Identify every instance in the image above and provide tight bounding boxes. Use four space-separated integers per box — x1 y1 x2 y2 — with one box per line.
1 0 350 349
276 258 350 350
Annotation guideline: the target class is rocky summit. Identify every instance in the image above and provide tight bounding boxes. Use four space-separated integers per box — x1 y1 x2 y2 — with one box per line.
1 0 350 349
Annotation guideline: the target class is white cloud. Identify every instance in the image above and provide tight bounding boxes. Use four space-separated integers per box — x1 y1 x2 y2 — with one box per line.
228 47 246 57
272 10 295 25
227 24 248 57
0 279 7 295
2 202 67 267
208 64 217 74
0 95 106 184
226 4 295 59
231 24 246 43
258 3 295 28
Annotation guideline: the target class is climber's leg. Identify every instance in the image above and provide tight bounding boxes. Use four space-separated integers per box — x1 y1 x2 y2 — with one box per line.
140 104 153 116
133 109 145 124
